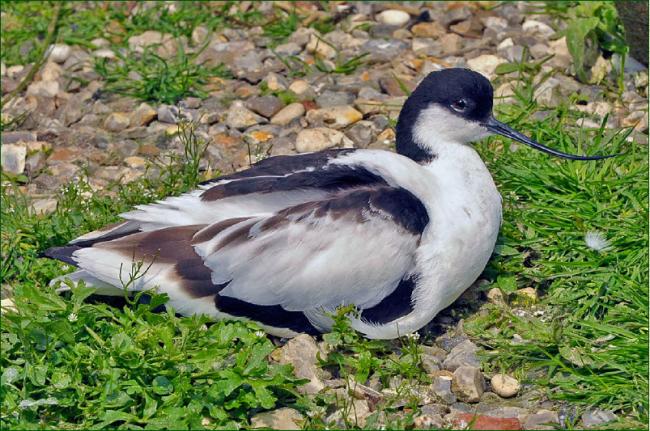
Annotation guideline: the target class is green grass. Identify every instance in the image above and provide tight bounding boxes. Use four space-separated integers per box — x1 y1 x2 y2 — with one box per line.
94 46 231 104
0 125 434 429
464 64 648 427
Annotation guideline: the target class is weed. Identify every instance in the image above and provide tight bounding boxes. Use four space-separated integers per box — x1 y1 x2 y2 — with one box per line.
94 45 231 104
264 10 300 47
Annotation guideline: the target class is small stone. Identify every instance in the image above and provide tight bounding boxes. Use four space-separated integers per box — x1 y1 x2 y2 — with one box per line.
306 33 336 59
49 44 72 63
1 131 37 145
346 121 376 147
522 19 555 38
452 366 484 403
104 112 131 132
1 143 26 175
225 101 265 130
533 77 561 106
490 374 520 398
191 26 209 46
289 79 311 96
467 55 507 80
452 413 522 430
131 103 157 127
523 410 559 430
326 398 371 428
270 103 305 126
515 287 537 303
128 31 172 51
439 33 463 55
26 80 59 98
295 128 353 153
306 105 363 129
442 339 480 371
581 408 617 428
274 334 325 395
548 37 571 69
182 97 202 109
431 375 457 404
275 42 302 56
412 22 446 38
487 288 506 305
31 198 57 215
245 130 274 145
250 408 303 430
363 39 409 63
263 73 286 93
379 76 415 97
414 413 443 429
124 156 147 169
245 95 284 118
316 90 355 108
157 105 179 124
376 10 410 27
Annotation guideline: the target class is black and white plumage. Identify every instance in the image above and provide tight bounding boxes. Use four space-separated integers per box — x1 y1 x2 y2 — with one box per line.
45 68 611 339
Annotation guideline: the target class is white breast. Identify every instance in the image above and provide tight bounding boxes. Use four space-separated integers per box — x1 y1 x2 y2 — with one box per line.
329 147 501 339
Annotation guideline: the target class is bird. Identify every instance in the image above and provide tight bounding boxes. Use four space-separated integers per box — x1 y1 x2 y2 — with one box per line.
44 68 612 339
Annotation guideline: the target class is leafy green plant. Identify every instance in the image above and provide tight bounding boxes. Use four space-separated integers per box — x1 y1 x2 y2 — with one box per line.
542 1 628 84
94 45 231 104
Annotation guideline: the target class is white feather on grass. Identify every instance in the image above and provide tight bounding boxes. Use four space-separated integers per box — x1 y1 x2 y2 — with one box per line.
584 231 611 252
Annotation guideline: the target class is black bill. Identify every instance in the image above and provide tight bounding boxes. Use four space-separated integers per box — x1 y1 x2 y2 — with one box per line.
482 117 616 161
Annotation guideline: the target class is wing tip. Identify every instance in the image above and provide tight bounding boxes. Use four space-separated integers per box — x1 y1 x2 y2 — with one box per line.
41 245 81 266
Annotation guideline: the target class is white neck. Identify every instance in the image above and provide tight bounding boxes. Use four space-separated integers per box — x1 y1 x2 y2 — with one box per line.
412 105 491 160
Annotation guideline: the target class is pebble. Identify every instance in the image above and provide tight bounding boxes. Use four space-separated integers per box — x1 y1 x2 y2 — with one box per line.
295 127 353 153
48 44 72 63
442 339 480 371
1 143 27 175
131 103 157 127
26 80 59 98
316 90 355 108
411 22 446 38
250 408 303 430
376 10 410 27
431 375 457 404
451 366 484 403
306 33 336 59
522 19 555 38
274 42 302 56
124 156 147 169
273 334 325 395
31 198 57 215
157 105 179 124
490 374 520 398
487 287 506 305
467 54 507 80
451 413 522 430
191 26 209 46
270 103 305 126
104 112 131 132
245 95 284 118
306 105 363 129
581 408 617 428
523 409 559 430
326 397 371 428
128 30 172 51
439 33 463 55
225 101 266 130
413 413 443 429
2 131 37 144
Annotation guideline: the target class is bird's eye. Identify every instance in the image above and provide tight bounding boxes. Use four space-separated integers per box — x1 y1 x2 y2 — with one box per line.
451 99 468 112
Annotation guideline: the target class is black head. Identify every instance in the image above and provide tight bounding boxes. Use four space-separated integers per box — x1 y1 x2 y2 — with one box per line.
396 68 616 163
